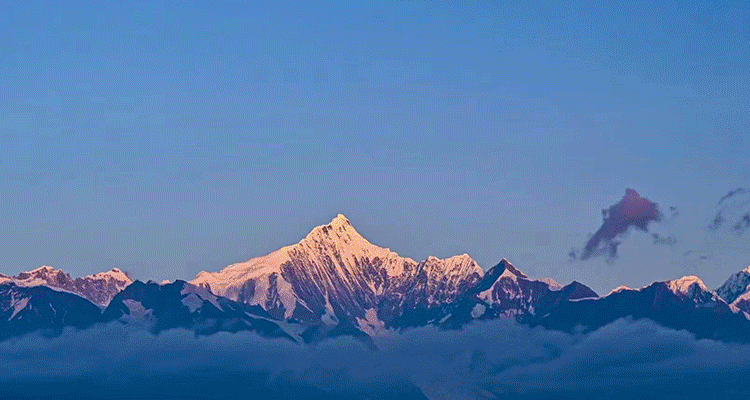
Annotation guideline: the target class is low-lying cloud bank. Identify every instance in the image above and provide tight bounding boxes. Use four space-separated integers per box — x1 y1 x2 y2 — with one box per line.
1 319 750 399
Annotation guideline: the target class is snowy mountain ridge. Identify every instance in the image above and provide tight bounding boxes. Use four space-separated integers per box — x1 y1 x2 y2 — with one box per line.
190 214 486 324
2 214 750 344
0 265 132 306
716 265 750 304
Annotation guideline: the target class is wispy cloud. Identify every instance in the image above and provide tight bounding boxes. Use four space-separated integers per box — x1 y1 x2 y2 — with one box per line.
571 189 667 262
710 187 750 236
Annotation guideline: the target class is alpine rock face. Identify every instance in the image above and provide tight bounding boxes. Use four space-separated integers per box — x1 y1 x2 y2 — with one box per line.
667 276 725 305
0 283 102 340
717 266 750 304
716 266 750 316
433 259 598 328
538 275 750 342
190 214 485 328
102 280 295 340
0 266 132 307
190 215 595 331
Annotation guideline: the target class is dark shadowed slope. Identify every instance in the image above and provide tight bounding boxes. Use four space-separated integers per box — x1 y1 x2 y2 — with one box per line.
102 280 295 340
0 283 102 340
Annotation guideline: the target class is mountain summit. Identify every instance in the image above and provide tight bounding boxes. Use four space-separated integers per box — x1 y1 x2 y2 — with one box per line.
190 214 486 327
189 214 595 333
0 266 132 306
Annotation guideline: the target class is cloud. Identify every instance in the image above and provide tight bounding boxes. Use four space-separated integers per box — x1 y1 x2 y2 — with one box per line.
0 324 424 400
571 189 665 262
491 318 750 398
2 319 750 399
709 187 750 236
719 187 747 205
651 233 677 246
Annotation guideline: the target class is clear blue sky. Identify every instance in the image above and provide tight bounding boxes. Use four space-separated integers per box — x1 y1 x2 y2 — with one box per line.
1 1 749 294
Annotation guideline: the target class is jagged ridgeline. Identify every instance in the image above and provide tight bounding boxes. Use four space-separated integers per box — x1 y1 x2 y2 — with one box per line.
2 214 750 343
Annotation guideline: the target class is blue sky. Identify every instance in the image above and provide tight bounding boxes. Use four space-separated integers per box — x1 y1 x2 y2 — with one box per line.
1 1 749 293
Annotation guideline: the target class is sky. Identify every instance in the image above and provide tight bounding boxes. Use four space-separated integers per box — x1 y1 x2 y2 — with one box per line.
1 1 749 294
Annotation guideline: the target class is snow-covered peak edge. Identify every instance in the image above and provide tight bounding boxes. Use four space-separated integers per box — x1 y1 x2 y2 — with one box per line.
422 253 483 276
717 266 750 304
87 268 131 282
4 265 132 282
603 276 714 299
178 280 224 312
481 258 566 290
667 275 710 296
190 214 492 320
0 266 133 306
607 285 635 296
303 213 361 242
604 276 714 298
194 214 412 282
192 215 486 288
539 277 563 290
599 275 732 310
490 258 528 280
28 265 57 273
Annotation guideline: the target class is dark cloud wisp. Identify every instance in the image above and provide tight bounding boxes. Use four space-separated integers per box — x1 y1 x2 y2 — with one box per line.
572 189 664 262
709 187 750 236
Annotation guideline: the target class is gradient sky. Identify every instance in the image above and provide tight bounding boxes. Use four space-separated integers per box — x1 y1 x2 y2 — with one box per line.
1 1 749 294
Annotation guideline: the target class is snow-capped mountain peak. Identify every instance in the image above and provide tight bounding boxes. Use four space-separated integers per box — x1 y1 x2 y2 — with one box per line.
717 266 750 304
191 214 421 320
608 285 635 295
297 214 412 266
190 215 488 323
665 275 726 305
715 265 750 316
0 266 133 307
303 214 358 242
88 268 130 282
28 265 57 273
497 259 528 280
462 258 598 322
15 265 67 285
667 276 709 296
539 277 563 290
421 253 482 279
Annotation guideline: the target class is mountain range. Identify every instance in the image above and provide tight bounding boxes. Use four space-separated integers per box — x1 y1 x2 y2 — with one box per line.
2 214 750 344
